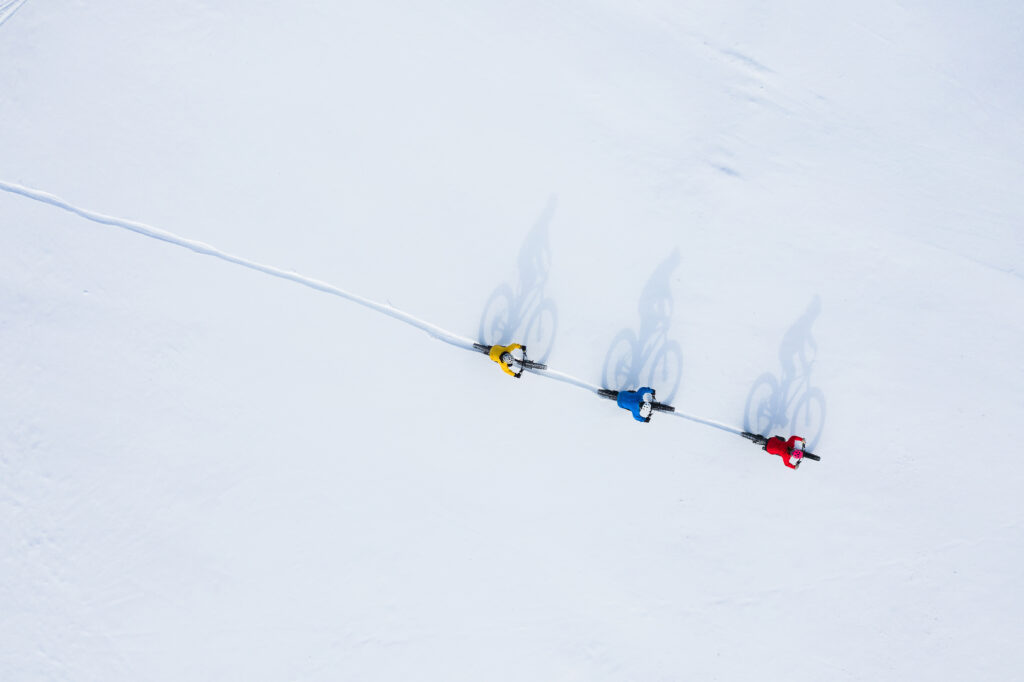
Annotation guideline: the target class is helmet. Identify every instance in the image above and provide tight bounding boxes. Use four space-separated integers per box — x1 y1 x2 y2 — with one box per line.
500 352 514 365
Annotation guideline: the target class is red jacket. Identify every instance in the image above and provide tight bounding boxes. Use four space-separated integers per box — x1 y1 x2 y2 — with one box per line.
766 435 804 469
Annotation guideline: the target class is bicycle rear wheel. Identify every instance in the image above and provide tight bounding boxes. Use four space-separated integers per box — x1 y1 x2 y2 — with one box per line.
741 431 768 445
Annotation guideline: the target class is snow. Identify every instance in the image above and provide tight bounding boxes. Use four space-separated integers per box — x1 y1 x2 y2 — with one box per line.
2 1 1023 680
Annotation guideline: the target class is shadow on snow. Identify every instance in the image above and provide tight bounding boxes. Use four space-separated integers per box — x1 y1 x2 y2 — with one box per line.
601 248 685 404
477 197 559 363
743 295 827 450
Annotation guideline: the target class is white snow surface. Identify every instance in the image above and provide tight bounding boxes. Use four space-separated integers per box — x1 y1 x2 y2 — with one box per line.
2 2 1023 680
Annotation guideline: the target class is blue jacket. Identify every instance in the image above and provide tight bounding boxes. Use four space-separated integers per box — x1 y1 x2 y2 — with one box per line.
617 386 655 422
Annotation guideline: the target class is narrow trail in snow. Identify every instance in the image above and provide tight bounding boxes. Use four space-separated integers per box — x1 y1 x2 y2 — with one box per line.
666 411 743 436
1 179 746 436
0 180 475 350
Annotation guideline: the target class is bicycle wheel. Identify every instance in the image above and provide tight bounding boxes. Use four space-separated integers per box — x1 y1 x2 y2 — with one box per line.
523 298 558 363
478 284 515 346
743 373 779 436
647 340 684 404
741 432 768 446
791 387 826 450
602 329 639 391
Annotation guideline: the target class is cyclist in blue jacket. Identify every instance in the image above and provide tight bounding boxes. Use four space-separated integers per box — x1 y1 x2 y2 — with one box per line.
617 387 656 423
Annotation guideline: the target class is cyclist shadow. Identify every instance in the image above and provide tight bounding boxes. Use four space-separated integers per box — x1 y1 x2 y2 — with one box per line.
477 197 559 363
743 296 827 450
601 248 685 403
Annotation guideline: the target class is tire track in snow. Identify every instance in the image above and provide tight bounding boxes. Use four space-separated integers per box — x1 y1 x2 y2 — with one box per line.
1 179 746 437
532 367 600 393
535 368 743 434
0 180 475 350
0 0 28 27
666 410 742 436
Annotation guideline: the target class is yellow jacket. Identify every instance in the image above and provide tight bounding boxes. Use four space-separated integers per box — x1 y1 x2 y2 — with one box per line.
488 343 524 377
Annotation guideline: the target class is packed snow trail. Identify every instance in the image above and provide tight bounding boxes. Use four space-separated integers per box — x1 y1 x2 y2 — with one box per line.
0 180 476 350
531 367 601 393
1 178 746 436
666 410 743 436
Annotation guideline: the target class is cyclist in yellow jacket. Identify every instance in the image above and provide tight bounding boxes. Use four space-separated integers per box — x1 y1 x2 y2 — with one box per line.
488 343 526 378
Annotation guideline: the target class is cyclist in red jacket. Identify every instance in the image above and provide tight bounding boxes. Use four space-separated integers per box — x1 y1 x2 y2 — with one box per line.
765 435 805 469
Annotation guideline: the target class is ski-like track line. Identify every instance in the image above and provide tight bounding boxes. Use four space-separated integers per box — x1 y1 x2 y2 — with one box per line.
0 180 475 350
1 179 744 436
665 410 743 436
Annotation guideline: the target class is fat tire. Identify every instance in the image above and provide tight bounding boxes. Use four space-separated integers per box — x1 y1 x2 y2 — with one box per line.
744 374 780 436
741 431 768 445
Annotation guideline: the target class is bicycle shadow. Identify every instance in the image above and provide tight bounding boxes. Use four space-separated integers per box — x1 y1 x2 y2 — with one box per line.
477 197 559 362
601 248 685 403
743 295 827 450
